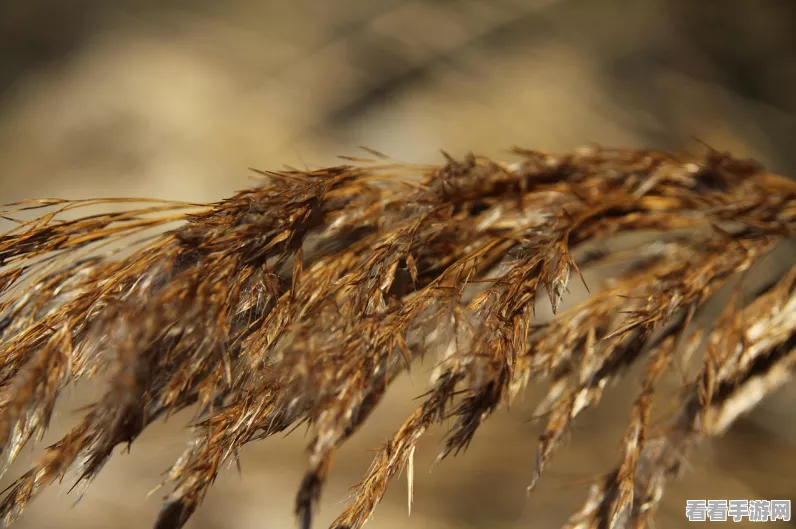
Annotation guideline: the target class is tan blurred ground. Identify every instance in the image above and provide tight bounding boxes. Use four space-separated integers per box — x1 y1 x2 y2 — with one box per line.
0 1 794 528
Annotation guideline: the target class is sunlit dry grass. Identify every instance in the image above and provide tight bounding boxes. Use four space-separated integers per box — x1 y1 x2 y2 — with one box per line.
0 146 793 529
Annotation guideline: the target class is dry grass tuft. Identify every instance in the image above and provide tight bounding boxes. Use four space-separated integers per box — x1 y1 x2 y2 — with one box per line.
0 146 793 529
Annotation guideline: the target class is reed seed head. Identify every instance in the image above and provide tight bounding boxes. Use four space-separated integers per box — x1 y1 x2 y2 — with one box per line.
0 146 793 529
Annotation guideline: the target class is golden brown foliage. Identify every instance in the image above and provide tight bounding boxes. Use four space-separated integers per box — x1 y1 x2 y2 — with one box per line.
0 146 793 529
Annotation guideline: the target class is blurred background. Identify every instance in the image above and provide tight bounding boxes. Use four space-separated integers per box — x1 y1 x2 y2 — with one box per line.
0 1 794 528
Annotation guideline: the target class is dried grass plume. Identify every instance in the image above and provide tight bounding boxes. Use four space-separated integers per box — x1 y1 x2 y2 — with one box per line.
0 145 793 528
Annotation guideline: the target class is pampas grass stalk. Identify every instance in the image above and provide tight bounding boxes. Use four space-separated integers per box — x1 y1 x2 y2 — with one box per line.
0 145 793 529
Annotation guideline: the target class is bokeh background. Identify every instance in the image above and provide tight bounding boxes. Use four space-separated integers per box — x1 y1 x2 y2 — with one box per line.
0 1 794 528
